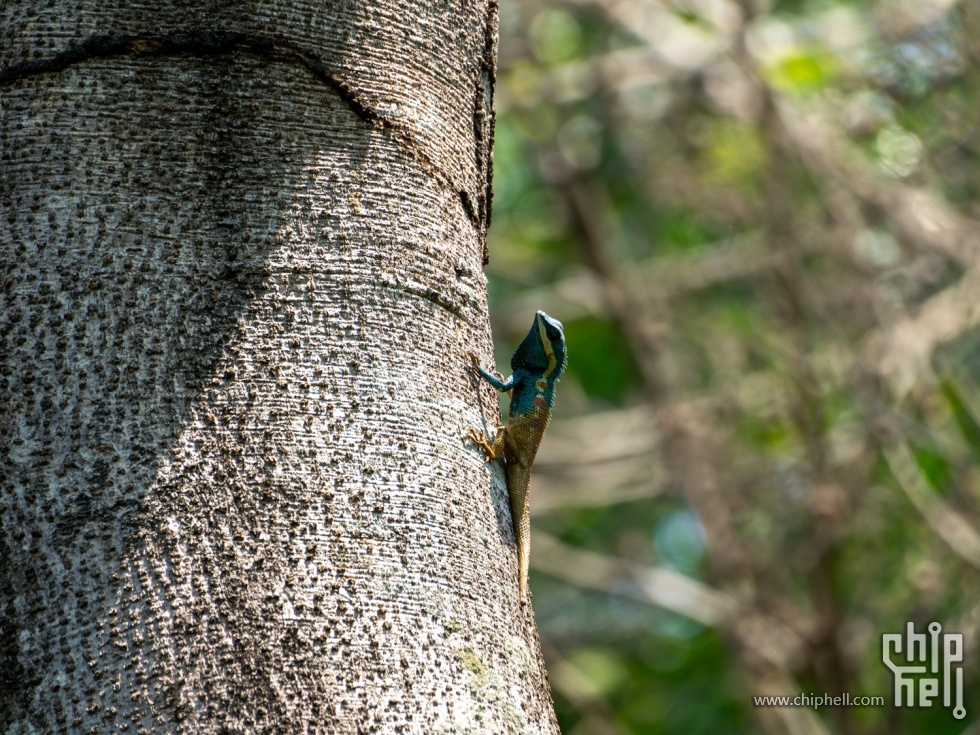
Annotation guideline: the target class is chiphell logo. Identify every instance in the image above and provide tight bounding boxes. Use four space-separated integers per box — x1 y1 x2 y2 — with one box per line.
882 622 965 719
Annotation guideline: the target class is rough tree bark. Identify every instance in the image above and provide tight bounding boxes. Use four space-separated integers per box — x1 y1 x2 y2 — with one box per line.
0 2 560 733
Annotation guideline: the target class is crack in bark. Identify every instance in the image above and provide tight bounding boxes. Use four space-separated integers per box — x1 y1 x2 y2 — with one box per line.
0 29 481 231
381 282 467 322
472 0 499 265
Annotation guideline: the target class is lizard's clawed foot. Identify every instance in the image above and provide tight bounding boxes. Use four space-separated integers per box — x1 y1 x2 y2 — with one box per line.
467 428 494 460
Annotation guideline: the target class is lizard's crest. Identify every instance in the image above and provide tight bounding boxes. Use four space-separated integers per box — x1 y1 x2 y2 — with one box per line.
512 311 567 382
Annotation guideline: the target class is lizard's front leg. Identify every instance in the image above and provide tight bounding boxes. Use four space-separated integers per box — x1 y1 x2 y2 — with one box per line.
467 352 514 394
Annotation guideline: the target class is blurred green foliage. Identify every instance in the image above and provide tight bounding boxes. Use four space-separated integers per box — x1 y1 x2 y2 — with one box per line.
487 0 980 732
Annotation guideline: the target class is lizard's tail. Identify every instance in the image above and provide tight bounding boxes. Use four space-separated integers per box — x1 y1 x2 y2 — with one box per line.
516 492 531 603
518 550 528 603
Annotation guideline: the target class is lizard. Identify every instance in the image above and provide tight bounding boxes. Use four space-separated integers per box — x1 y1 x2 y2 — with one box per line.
468 310 567 602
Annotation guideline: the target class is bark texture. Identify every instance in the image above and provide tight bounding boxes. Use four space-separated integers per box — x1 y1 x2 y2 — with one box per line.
0 2 558 733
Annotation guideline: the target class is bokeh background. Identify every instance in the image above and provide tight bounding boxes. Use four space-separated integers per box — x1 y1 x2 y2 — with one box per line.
485 0 980 732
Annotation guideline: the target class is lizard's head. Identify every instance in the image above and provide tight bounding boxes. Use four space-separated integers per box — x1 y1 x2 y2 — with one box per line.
512 311 567 382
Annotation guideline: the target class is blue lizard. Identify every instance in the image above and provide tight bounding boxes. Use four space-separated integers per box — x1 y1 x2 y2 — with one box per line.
468 311 567 602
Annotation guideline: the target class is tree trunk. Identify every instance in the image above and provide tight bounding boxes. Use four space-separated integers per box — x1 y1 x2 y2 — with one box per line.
0 3 559 733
